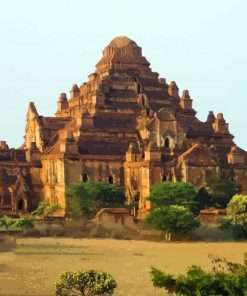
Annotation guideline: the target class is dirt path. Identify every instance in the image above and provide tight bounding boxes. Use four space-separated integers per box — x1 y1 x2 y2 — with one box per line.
0 238 246 296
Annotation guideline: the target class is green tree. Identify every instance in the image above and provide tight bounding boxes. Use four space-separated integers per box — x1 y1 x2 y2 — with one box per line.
220 194 247 238
227 194 247 225
197 179 241 209
14 216 34 235
54 270 117 296
150 256 247 295
0 216 16 235
149 182 197 210
65 182 126 220
145 205 199 241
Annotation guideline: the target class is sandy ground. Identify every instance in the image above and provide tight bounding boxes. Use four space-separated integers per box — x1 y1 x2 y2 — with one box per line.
0 238 246 296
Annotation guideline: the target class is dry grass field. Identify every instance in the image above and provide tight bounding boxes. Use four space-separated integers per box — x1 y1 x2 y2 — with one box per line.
0 238 246 296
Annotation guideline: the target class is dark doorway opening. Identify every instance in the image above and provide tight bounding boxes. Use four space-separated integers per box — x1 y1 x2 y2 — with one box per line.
18 199 24 211
164 138 170 149
162 175 167 182
82 173 88 182
108 175 114 184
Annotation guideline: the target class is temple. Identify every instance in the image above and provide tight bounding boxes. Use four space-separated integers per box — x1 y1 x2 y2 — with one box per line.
1 36 247 218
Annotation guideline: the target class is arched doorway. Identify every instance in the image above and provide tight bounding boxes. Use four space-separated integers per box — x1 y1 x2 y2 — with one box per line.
108 175 114 184
82 173 88 182
164 138 170 149
162 175 167 182
17 198 24 211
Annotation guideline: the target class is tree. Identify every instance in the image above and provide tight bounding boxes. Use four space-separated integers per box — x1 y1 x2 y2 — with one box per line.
145 205 199 241
65 182 126 220
220 194 247 238
150 256 247 295
195 186 211 210
0 216 16 235
227 194 247 225
54 270 117 296
149 182 197 210
197 179 241 209
14 216 34 235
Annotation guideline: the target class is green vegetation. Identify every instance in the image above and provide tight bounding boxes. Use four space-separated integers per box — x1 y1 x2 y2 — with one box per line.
54 270 117 296
14 216 34 234
32 201 61 219
0 216 34 235
227 194 247 226
0 216 16 234
219 194 247 238
197 179 241 209
145 205 199 241
65 182 126 220
150 256 247 295
149 181 197 210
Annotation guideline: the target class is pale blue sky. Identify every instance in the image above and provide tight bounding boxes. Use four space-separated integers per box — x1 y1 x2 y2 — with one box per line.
0 0 246 149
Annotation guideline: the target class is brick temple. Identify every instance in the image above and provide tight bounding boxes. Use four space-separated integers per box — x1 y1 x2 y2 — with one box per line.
0 36 247 218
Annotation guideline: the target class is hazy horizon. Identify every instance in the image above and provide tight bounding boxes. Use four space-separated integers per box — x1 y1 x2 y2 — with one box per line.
0 0 247 149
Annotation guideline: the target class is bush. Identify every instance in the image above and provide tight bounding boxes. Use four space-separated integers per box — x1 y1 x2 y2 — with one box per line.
150 256 247 295
14 216 34 235
149 181 197 210
197 179 241 209
32 202 61 219
219 194 247 238
54 270 117 296
146 205 199 241
0 216 34 235
66 182 126 220
0 216 16 234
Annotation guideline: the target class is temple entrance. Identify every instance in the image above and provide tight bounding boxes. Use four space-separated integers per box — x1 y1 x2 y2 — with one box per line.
133 194 140 220
108 175 114 184
82 173 88 182
164 138 170 148
17 198 24 211
162 175 167 182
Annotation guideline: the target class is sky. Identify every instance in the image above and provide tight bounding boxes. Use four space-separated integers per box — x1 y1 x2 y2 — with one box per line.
0 0 247 149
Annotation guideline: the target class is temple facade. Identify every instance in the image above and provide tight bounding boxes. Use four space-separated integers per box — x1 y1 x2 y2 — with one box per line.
1 36 247 218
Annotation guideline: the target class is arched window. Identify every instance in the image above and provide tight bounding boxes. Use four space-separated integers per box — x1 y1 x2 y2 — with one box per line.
108 175 114 184
164 138 170 149
18 199 24 210
82 173 88 182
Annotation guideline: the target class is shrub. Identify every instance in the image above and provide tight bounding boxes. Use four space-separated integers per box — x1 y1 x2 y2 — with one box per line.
197 179 241 209
150 256 247 295
14 216 34 234
65 182 126 220
54 270 117 296
219 194 247 238
146 205 199 240
32 202 61 219
149 181 197 210
0 216 16 234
